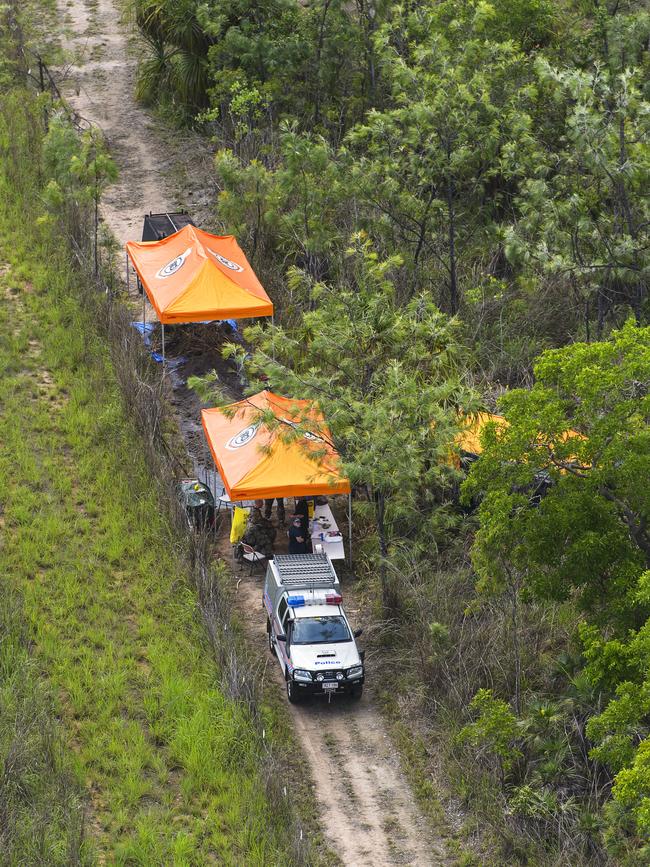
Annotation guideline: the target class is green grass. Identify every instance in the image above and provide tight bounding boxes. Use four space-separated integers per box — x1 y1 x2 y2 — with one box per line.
0 581 90 864
0 226 294 863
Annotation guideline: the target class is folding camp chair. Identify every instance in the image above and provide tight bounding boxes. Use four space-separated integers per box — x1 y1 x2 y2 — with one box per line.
239 543 266 575
215 487 232 515
217 488 235 515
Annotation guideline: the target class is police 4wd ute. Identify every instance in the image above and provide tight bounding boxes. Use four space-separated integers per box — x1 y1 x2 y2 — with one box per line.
263 553 365 703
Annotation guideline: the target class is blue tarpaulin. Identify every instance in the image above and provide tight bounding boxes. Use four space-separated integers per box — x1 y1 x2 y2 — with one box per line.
150 352 188 367
132 320 156 346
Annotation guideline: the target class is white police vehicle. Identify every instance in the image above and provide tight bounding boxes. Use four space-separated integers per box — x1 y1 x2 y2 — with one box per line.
263 553 365 703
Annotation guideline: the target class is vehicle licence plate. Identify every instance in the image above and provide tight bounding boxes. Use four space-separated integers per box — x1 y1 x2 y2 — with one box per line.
322 682 338 691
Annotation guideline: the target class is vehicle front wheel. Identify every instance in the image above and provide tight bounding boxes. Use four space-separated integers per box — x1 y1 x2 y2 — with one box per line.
268 624 275 655
286 678 301 704
350 685 363 700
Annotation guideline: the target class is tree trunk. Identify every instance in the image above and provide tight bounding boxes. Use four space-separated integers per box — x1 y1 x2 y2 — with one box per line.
596 281 607 339
616 114 646 321
312 0 332 127
357 0 376 104
510 578 522 717
446 172 458 315
375 489 391 610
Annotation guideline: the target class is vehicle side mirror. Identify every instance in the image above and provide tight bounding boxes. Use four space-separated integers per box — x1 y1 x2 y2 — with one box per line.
353 628 363 639
276 634 286 642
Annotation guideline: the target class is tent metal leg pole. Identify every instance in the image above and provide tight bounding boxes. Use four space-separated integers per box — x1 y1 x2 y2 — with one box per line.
348 492 352 568
142 294 146 343
271 314 275 361
162 324 165 365
214 463 218 539
126 253 130 293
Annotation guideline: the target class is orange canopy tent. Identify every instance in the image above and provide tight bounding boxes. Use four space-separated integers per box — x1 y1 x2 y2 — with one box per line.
455 412 508 457
201 390 350 501
126 225 273 360
453 411 585 468
126 225 273 323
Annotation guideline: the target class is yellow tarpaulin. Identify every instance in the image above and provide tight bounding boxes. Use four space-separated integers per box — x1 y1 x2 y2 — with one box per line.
453 411 584 466
455 412 508 456
230 506 249 544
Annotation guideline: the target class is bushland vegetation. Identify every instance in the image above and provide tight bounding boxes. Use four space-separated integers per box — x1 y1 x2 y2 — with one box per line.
0 12 319 863
133 0 648 374
131 0 650 862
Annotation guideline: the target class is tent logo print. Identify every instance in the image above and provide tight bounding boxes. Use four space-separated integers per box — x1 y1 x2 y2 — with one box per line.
156 248 192 279
226 423 260 450
280 417 323 443
210 250 244 272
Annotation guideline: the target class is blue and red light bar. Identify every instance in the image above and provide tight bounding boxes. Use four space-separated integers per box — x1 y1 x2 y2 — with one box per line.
286 592 343 607
287 595 306 607
325 593 343 604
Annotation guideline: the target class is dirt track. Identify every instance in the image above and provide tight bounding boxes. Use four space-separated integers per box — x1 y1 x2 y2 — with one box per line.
56 1 451 863
234 561 449 866
58 0 216 247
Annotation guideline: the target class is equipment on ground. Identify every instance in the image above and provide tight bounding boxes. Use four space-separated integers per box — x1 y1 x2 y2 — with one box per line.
178 479 215 531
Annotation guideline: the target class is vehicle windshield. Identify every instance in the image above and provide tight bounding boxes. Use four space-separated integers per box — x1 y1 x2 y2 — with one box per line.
291 616 351 645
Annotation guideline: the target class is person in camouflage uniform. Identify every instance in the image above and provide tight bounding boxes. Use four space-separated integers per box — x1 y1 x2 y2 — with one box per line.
240 500 276 558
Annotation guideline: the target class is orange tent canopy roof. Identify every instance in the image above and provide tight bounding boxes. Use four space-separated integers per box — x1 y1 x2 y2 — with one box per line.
454 411 584 459
126 225 273 324
201 391 350 500
455 412 508 455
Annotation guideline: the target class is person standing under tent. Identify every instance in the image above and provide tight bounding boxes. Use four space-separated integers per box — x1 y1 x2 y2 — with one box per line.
293 497 310 534
263 497 285 525
240 499 276 558
287 516 308 554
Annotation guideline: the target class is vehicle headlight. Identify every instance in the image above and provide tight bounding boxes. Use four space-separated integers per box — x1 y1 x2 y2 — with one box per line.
347 665 363 680
293 669 312 682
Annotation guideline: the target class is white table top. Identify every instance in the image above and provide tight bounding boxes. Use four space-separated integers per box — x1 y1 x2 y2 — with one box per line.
310 503 345 560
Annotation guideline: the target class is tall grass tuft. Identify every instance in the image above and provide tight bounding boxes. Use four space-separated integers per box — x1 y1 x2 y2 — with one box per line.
0 588 91 865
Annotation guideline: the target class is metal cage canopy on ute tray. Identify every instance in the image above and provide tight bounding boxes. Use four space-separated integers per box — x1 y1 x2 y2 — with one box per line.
142 212 195 242
271 553 340 589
